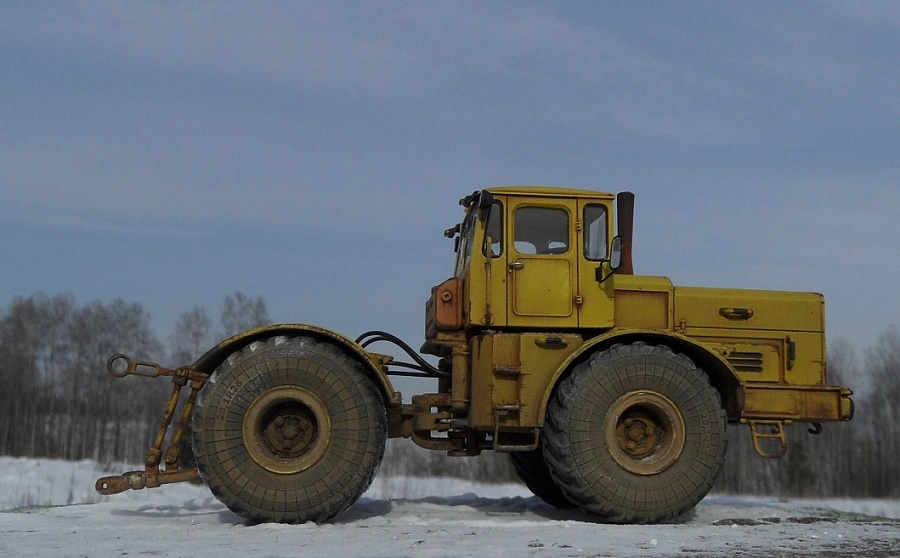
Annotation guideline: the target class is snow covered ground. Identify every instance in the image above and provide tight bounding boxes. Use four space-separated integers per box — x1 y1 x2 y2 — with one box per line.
1 457 898 557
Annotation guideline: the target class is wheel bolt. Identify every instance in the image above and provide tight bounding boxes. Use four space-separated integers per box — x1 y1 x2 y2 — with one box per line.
283 424 299 439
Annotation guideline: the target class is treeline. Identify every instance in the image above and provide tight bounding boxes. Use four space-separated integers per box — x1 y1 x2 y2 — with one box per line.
0 292 268 462
0 292 897 498
715 331 900 499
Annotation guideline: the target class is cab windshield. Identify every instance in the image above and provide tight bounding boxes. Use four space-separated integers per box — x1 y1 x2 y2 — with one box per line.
453 209 477 278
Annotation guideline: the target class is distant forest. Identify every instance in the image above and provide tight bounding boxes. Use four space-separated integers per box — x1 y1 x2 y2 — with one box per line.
0 292 896 498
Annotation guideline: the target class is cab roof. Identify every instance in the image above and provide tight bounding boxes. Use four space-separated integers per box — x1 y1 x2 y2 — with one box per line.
484 186 616 200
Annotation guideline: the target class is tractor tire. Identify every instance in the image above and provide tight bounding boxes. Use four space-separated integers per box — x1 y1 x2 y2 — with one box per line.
543 342 727 524
191 336 387 523
510 447 576 509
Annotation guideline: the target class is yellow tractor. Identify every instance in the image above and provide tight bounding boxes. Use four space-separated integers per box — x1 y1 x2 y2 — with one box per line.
97 186 853 524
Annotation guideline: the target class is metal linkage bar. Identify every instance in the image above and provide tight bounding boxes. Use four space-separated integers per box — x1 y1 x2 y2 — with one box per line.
96 354 209 495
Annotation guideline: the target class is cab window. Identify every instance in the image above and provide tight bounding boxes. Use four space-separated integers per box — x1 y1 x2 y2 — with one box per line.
453 210 476 277
514 207 569 255
583 204 609 261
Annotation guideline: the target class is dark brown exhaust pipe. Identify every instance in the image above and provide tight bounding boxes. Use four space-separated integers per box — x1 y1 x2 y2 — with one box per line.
616 191 635 275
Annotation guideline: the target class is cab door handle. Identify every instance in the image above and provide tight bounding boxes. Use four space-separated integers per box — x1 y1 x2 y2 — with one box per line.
508 261 525 270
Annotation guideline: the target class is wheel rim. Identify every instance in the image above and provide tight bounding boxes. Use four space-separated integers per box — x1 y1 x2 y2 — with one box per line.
605 390 685 475
242 386 331 474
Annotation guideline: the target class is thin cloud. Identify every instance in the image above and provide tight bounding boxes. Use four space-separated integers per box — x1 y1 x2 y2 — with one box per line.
1 3 897 351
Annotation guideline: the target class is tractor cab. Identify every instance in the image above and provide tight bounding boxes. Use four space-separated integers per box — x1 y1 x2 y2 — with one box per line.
430 187 628 338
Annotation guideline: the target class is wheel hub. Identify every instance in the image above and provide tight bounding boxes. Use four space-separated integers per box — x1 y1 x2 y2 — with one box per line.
605 391 685 475
243 386 331 474
265 412 315 455
619 414 659 456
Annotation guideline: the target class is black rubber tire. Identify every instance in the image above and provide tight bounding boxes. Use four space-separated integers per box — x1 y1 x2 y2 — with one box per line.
543 342 727 524
510 447 576 509
192 336 387 523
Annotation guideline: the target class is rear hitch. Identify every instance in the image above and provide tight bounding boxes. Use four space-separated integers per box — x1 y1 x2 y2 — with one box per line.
96 354 209 496
96 468 200 495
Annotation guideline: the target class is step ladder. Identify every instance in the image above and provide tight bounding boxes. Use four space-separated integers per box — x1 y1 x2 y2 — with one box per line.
746 420 790 458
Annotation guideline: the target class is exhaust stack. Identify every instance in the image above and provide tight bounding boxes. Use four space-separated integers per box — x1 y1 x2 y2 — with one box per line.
616 191 635 275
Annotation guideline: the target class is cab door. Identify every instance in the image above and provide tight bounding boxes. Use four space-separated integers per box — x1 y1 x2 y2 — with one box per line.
506 197 578 328
576 200 616 328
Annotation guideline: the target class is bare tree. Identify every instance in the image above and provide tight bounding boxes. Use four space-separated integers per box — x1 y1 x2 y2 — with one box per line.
168 306 213 365
0 294 75 457
859 327 900 497
0 294 165 461
219 292 270 337
67 298 164 461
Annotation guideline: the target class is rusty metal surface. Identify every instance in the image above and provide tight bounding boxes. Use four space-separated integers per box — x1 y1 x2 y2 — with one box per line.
96 354 209 496
96 468 200 495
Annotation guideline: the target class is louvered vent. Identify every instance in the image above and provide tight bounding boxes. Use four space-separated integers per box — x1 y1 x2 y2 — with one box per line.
727 351 764 373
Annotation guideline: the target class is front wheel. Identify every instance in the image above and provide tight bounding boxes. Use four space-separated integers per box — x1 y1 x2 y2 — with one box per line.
543 342 727 523
192 336 387 523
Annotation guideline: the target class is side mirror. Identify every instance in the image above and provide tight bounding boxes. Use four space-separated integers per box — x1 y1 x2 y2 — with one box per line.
444 223 461 238
478 191 495 211
609 236 623 270
595 236 623 283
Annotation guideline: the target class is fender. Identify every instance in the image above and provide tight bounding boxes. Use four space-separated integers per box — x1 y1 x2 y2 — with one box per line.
539 328 745 422
191 323 402 406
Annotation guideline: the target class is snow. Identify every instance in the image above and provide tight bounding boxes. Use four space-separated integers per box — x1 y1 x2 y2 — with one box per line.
2 457 898 557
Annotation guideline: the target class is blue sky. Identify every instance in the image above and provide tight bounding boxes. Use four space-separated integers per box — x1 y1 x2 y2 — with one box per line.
2 2 898 382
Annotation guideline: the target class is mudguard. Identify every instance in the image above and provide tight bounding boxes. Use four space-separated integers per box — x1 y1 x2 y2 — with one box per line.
192 323 401 406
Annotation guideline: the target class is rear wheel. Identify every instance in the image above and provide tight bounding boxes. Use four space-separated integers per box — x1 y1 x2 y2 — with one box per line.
510 447 575 509
543 342 727 523
192 336 387 523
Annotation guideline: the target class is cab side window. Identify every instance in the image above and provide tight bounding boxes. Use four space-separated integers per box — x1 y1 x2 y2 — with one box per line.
583 204 608 261
514 207 569 255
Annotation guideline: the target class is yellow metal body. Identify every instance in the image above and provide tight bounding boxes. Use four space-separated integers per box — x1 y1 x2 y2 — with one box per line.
420 186 852 456
172 187 852 458
98 185 856 503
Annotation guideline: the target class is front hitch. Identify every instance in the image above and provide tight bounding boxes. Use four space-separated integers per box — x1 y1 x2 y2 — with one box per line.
96 354 209 495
